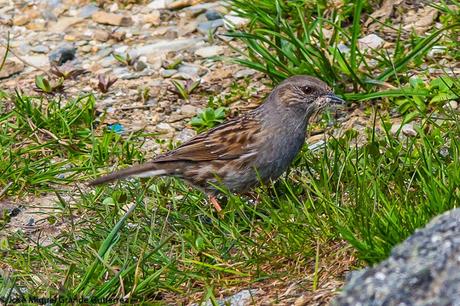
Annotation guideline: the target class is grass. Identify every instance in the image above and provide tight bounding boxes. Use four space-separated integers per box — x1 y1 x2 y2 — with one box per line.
1 89 460 302
226 0 460 98
1 0 460 304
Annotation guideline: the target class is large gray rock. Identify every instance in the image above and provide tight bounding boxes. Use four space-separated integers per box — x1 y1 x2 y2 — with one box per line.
334 208 460 306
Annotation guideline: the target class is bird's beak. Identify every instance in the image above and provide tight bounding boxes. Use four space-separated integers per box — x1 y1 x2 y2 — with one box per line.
324 93 346 105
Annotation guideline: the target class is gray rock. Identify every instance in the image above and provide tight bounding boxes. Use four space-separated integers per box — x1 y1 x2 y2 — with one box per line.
234 68 255 79
79 3 99 18
390 122 417 137
195 45 224 58
161 69 177 78
148 0 172 9
180 104 199 116
136 38 204 56
134 60 147 72
333 208 460 306
178 63 205 78
224 14 249 29
337 43 350 54
49 44 76 66
176 128 196 143
358 34 385 50
25 55 49 68
444 100 458 110
197 19 224 34
31 45 49 54
0 60 24 79
205 10 222 21
200 289 257 306
97 48 113 58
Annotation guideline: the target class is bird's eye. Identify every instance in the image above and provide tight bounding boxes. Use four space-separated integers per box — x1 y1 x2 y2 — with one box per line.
301 86 313 95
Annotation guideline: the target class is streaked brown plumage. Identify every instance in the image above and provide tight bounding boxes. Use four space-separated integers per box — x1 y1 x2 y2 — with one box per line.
89 75 345 210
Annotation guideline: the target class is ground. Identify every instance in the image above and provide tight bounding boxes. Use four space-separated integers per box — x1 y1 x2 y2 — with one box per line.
0 0 459 304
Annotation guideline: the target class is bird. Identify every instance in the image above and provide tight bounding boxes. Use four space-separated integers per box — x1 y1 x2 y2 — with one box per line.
88 75 345 212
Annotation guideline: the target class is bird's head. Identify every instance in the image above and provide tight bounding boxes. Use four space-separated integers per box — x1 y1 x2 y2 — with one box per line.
271 75 345 117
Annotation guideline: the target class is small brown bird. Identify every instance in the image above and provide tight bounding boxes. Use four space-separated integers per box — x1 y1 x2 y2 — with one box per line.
89 75 345 211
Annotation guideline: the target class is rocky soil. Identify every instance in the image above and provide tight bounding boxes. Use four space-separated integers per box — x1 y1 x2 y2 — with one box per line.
0 0 458 304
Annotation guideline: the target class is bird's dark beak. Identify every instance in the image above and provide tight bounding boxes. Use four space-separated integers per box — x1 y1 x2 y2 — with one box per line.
324 93 346 105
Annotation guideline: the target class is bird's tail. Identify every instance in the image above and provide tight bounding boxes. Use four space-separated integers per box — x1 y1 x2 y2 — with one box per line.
88 162 170 186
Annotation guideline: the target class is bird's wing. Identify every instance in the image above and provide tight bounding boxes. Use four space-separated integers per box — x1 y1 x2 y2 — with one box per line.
154 114 261 162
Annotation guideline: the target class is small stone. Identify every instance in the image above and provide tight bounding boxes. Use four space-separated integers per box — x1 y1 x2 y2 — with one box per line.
42 10 57 21
93 30 110 42
156 122 174 133
143 11 161 26
134 60 147 72
26 55 49 68
49 17 84 32
176 128 196 143
79 3 99 18
135 38 204 56
391 123 417 137
92 11 133 27
197 19 224 34
148 0 173 9
161 69 177 78
205 10 222 21
111 32 126 42
64 34 76 41
31 45 49 54
235 68 255 79
358 34 385 50
0 60 24 79
80 45 92 53
178 63 205 78
443 100 458 110
146 54 164 70
337 43 350 54
13 15 29 26
180 104 198 116
194 45 224 58
224 14 249 29
428 46 447 57
49 44 76 66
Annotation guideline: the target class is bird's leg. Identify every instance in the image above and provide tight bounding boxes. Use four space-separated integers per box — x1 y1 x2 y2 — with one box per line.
209 196 222 213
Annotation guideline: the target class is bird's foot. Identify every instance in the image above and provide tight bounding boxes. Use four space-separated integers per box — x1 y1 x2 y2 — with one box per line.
209 196 222 213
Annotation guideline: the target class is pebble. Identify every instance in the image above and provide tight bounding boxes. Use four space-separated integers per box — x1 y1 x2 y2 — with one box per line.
176 128 196 143
92 11 133 27
134 60 148 71
48 44 76 66
180 104 199 116
178 63 205 79
443 100 458 110
148 0 173 9
224 14 249 29
49 17 84 32
156 122 174 133
235 68 255 79
197 19 224 34
31 45 49 53
143 11 161 26
26 55 49 68
390 123 417 137
205 10 222 21
358 34 385 50
0 60 24 79
79 3 99 18
195 45 224 58
93 30 110 42
135 38 204 56
161 69 178 78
